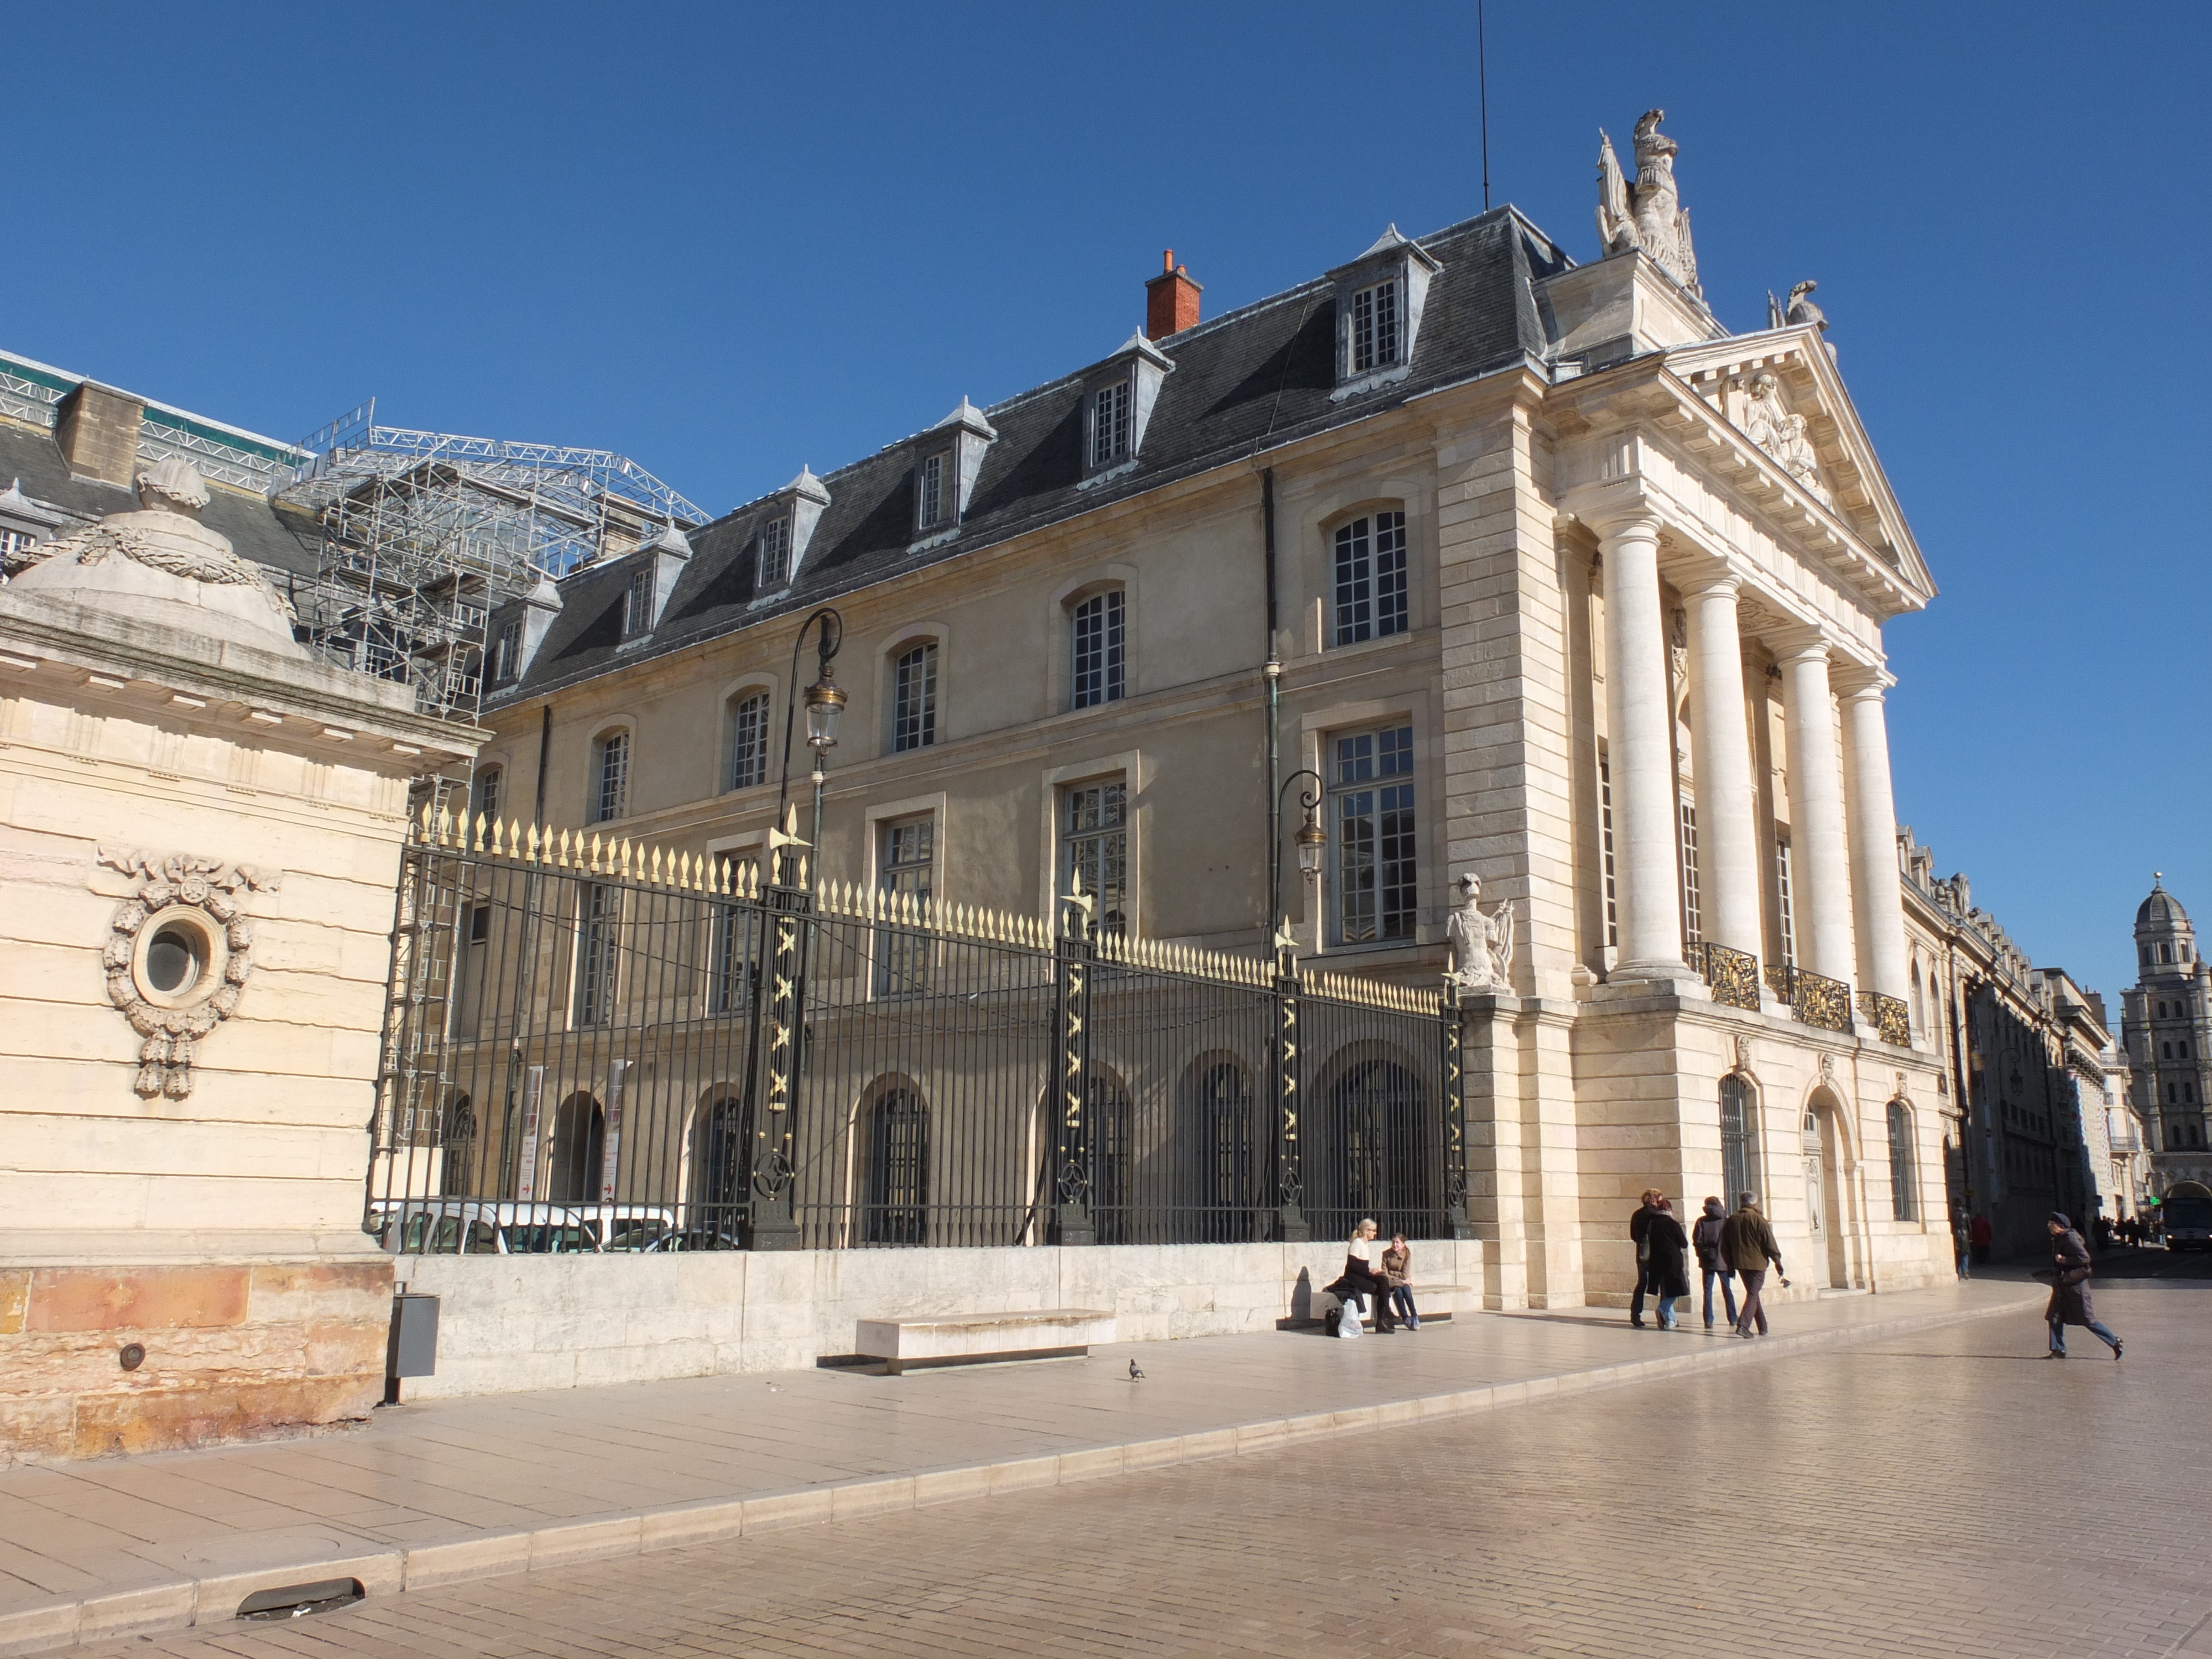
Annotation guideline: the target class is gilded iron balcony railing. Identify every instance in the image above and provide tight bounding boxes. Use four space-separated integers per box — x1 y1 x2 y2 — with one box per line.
1858 992 1910 1048
1764 963 1853 1033
1684 941 1761 1011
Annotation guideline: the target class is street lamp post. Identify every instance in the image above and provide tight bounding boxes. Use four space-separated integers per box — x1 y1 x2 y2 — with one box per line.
1271 768 1327 949
776 607 846 877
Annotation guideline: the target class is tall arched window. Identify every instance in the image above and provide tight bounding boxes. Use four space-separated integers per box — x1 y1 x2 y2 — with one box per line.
1188 1060 1256 1243
548 1093 606 1203
688 1092 749 1244
1071 588 1125 709
472 766 503 826
1316 1055 1430 1238
863 1087 929 1244
1910 961 1926 1036
440 1094 476 1197
1719 1075 1755 1206
1887 1100 1918 1222
726 691 770 791
1089 1073 1134 1243
891 642 938 752
592 729 630 823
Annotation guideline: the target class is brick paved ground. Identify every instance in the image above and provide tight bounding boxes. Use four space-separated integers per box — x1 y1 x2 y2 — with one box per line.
60 1261 2212 1659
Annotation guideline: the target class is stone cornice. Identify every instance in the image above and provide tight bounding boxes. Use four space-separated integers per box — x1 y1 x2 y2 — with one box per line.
0 598 480 773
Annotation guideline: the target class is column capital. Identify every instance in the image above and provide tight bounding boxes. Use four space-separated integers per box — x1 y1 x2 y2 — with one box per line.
1766 625 1840 668
1674 562 1744 601
1832 661 1896 698
1558 479 1662 543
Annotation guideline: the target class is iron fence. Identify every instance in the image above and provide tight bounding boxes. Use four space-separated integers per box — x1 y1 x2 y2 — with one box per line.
367 810 1468 1255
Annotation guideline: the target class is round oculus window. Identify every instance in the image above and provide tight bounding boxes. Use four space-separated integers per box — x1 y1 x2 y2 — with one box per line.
146 925 203 995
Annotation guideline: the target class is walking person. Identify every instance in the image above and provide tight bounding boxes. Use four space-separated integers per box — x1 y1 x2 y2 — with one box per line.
1627 1188 1663 1327
1645 1197 1692 1329
1381 1233 1419 1331
1969 1211 1992 1267
1719 1191 1786 1338
1692 1196 1739 1329
2044 1212 2122 1360
1953 1214 1973 1280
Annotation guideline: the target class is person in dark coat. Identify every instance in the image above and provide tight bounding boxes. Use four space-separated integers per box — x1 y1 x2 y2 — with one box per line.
2045 1212 2122 1359
1627 1188 1663 1327
1692 1196 1738 1328
1719 1191 1786 1337
1644 1198 1692 1329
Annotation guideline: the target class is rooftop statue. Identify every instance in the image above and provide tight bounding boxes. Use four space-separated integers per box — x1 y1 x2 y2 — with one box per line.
1596 109 1702 300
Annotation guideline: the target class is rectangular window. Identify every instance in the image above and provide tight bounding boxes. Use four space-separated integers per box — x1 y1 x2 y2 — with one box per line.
877 816 935 995
1331 512 1407 645
710 853 760 1014
1071 589 1125 709
727 691 770 790
1331 723 1417 945
1720 1076 1753 1208
1090 378 1131 468
893 642 938 752
1350 279 1400 373
573 882 619 1027
493 618 521 682
918 452 945 528
758 515 793 588
594 731 629 824
623 564 655 636
1776 835 1797 967
1061 778 1128 937
473 766 502 825
1680 800 1702 946
467 903 491 945
1599 750 1618 948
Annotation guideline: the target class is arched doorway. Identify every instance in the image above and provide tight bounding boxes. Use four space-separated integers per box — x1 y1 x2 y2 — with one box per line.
1314 1051 1431 1240
1803 1091 1851 1289
687 1091 748 1244
547 1092 606 1202
439 1093 476 1197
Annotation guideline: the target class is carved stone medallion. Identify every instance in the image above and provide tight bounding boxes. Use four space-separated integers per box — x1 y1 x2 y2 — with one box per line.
98 849 280 1098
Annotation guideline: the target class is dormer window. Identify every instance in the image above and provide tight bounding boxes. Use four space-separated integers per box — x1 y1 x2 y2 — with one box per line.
492 618 521 684
1077 331 1174 488
918 452 947 529
759 514 794 588
1091 379 1131 468
1329 225 1441 400
907 399 997 550
622 563 655 637
1349 279 1400 374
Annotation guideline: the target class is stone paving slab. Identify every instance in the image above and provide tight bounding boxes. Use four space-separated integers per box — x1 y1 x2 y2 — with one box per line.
0 1278 2043 1656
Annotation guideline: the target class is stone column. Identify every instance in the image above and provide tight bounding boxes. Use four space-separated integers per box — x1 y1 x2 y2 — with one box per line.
1597 513 1683 977
1839 674 1911 1002
1680 570 1762 961
1777 637 1856 985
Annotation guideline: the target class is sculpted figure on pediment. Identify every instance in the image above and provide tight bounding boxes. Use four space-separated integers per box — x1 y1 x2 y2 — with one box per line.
1740 373 1833 508
1597 109 1702 299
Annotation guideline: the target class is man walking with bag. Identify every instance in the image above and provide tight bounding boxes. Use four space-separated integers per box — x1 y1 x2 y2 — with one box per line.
1719 1191 1785 1339
2045 1212 2122 1359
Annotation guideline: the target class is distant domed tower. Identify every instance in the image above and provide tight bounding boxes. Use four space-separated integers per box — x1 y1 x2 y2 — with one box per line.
2121 875 2212 1193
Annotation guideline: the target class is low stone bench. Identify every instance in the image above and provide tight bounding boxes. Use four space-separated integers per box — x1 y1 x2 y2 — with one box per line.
855 1308 1117 1375
1305 1284 1470 1329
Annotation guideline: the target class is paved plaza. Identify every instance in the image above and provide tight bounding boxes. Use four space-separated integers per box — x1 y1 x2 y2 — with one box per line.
9 1258 2201 1657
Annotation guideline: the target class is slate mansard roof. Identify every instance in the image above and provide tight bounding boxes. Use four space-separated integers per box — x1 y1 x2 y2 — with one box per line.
503 207 1571 701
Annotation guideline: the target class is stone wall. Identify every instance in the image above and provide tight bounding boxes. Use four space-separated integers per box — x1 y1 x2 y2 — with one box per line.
395 1239 1486 1399
0 1261 389 1460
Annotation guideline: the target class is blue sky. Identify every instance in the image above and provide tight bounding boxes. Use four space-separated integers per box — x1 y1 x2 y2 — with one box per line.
7 3 2205 1006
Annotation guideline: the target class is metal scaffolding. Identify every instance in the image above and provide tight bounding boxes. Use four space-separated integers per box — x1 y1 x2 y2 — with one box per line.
282 400 709 724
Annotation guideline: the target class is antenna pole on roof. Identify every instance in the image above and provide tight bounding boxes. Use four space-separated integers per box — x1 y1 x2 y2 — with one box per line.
1478 0 1492 211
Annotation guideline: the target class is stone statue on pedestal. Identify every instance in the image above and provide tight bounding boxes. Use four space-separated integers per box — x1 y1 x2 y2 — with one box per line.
1595 109 1701 299
1446 872 1515 994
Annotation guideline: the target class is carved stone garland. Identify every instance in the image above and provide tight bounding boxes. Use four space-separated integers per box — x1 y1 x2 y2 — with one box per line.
98 849 280 1098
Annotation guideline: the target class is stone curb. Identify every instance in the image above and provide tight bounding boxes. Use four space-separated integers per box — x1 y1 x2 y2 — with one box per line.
0 1290 2039 1657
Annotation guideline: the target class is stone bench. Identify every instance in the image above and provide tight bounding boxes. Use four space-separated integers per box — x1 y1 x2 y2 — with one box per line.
855 1308 1117 1375
1307 1284 1470 1329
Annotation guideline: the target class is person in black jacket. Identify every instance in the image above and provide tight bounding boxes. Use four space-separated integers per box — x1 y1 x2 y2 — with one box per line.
1691 1196 1738 1329
1645 1198 1692 1329
1627 1188 1663 1327
2046 1213 2122 1359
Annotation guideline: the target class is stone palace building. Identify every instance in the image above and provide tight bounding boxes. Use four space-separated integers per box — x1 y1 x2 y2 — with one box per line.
469 111 1952 1304
2122 877 2211 1201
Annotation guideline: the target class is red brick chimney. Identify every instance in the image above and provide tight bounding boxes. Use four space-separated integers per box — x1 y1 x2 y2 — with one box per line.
1145 249 1202 340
